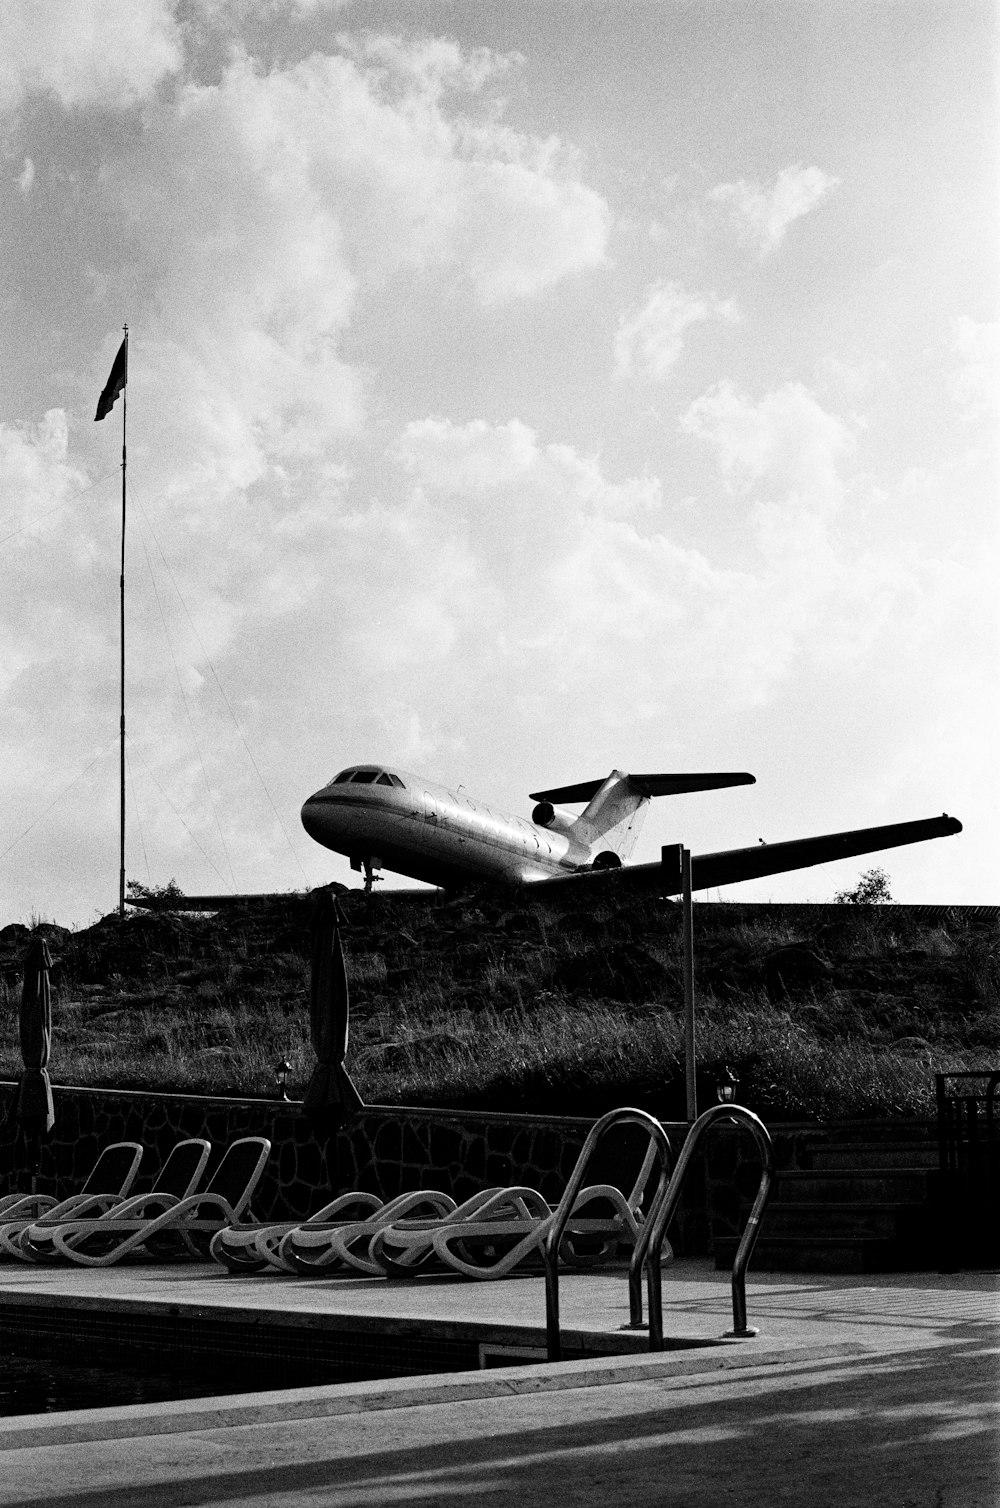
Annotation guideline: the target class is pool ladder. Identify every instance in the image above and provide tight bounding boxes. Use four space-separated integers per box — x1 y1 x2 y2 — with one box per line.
543 1103 774 1361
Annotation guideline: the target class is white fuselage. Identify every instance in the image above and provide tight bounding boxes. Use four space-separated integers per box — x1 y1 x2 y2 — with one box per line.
301 765 592 888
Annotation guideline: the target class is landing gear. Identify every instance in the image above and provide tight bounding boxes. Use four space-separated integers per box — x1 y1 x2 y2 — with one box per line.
351 855 384 893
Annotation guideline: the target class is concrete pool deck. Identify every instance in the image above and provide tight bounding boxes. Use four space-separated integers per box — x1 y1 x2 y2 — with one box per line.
1 1259 998 1506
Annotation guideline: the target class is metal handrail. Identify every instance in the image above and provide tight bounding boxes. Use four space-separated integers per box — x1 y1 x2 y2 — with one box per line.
544 1107 673 1362
634 1103 774 1349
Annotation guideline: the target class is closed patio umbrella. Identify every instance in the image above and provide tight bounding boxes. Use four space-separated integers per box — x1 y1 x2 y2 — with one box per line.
16 937 56 1194
302 890 363 1130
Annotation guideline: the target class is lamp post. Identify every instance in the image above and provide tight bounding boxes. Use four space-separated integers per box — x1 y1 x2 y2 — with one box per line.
716 1066 738 1105
662 843 697 1121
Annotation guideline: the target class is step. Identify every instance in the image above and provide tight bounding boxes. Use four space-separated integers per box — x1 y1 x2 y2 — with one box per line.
773 1169 934 1204
791 1120 939 1144
810 1141 940 1171
756 1201 927 1241
713 1234 939 1275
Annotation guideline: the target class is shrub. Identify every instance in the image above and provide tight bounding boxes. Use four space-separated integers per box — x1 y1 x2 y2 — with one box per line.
834 867 893 904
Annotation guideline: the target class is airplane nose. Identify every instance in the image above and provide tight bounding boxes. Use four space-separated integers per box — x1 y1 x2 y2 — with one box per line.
300 793 327 840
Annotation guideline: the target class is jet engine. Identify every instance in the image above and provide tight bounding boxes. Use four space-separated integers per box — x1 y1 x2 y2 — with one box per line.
531 801 580 837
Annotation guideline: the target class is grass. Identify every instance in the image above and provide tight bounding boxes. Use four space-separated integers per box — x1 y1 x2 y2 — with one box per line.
1 894 997 1120
351 993 989 1122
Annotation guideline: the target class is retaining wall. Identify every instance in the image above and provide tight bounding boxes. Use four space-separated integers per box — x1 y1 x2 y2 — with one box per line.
2 1082 936 1258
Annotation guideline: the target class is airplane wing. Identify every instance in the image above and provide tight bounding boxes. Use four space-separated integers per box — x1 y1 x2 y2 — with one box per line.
536 813 963 895
128 890 315 911
529 772 755 803
137 813 961 909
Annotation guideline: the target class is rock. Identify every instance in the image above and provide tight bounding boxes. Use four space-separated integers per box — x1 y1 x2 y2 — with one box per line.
763 943 833 999
551 943 669 1003
30 922 71 945
891 1036 933 1056
365 1031 465 1071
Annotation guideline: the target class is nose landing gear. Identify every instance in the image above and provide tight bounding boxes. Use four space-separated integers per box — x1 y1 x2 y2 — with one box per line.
351 855 384 893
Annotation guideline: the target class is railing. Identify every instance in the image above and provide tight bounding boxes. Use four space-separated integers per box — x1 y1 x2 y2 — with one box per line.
629 1104 774 1350
936 1071 1000 1176
935 1071 1000 1268
544 1107 673 1362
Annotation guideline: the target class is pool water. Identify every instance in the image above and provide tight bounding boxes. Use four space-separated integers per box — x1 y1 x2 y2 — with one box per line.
0 1347 353 1417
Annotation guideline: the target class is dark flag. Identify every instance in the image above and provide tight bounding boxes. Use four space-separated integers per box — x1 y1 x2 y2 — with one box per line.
94 335 128 421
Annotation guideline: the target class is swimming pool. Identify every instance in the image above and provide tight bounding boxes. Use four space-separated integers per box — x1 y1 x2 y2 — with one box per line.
0 1344 368 1416
0 1287 709 1416
0 1300 553 1416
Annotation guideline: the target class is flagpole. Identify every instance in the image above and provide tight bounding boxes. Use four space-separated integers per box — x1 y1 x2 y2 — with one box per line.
118 325 128 920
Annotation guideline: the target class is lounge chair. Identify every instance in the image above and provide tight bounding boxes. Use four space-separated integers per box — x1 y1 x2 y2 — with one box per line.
275 1190 462 1277
39 1136 271 1266
16 1139 211 1263
209 1191 384 1274
0 1142 144 1259
369 1134 665 1280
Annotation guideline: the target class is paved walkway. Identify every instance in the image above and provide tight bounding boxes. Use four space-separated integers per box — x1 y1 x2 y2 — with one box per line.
1 1261 997 1506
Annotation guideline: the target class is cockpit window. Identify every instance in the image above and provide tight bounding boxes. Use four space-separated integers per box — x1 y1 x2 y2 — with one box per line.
329 766 405 788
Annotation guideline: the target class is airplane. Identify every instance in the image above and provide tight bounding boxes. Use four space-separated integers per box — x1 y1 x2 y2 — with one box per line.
298 763 962 898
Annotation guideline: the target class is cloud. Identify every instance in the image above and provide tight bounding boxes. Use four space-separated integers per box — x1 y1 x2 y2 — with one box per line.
387 410 895 719
0 388 974 914
948 316 999 422
709 164 839 257
382 419 745 732
613 281 739 381
382 403 970 803
680 380 853 514
0 410 108 703
343 32 517 98
397 417 538 490
15 156 34 194
673 379 968 680
88 41 608 494
0 31 617 912
5 16 981 920
0 0 182 114
191 0 351 26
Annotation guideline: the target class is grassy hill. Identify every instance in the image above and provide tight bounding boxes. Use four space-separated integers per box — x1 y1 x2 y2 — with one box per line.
1 891 997 1121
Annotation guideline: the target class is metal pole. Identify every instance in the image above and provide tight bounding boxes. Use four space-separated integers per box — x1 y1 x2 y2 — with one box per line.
118 325 128 920
682 846 697 1121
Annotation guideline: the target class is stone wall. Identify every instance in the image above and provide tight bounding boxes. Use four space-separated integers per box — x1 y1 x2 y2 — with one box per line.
10 1083 911 1257
0 1082 707 1252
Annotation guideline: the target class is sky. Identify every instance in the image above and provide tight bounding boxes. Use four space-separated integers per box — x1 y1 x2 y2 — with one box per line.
1 0 996 928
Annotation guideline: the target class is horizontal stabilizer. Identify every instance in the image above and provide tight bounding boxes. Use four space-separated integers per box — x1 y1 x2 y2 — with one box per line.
630 772 755 798
529 778 604 804
529 771 755 804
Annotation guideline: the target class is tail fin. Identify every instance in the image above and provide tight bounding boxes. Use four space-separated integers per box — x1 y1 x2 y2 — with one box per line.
529 769 755 866
574 771 650 862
